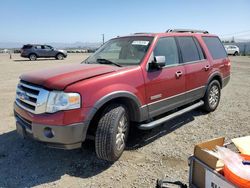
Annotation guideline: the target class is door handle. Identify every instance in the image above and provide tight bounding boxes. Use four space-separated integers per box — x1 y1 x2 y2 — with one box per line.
204 65 210 71
175 71 183 78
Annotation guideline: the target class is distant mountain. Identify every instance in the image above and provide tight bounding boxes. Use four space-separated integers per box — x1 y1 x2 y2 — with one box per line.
0 42 102 49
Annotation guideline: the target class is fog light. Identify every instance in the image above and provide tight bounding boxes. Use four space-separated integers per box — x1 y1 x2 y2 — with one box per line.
44 127 54 138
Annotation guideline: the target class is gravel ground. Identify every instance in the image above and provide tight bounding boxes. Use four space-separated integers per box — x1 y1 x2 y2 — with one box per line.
0 54 249 187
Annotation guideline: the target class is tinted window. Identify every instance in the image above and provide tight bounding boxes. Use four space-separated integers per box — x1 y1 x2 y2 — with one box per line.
202 37 227 59
153 37 179 66
44 45 52 50
193 37 205 59
35 45 42 49
177 37 200 63
22 45 32 49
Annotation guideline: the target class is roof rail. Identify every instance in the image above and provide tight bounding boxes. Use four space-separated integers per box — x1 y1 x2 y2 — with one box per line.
166 29 209 34
134 32 153 35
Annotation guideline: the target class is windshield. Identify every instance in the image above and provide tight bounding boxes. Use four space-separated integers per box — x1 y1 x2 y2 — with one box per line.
84 36 153 66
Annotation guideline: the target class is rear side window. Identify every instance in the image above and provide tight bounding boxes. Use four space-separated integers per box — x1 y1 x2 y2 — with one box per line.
193 37 205 60
177 37 200 63
153 37 179 66
202 36 227 59
22 45 32 49
35 45 42 49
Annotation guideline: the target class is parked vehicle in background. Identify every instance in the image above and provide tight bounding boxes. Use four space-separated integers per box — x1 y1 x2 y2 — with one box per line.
0 49 11 53
14 29 230 161
224 45 240 56
20 44 67 60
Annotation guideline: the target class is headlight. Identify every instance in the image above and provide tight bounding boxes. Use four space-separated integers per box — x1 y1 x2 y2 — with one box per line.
46 91 81 113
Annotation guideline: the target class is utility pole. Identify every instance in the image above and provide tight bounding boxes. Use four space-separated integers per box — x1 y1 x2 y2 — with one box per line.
102 34 105 45
231 36 235 43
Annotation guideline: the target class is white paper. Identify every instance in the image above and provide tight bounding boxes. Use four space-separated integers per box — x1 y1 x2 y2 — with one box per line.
132 41 149 46
205 169 235 188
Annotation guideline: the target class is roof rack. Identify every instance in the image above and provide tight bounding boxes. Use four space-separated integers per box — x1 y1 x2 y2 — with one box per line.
134 32 153 35
166 29 209 34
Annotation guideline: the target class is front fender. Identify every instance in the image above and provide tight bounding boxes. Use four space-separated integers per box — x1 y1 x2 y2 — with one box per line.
93 90 142 110
89 89 148 122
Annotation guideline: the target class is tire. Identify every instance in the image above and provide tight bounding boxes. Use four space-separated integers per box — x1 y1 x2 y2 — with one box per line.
56 53 64 60
29 54 37 61
202 80 221 112
234 51 239 56
95 104 129 161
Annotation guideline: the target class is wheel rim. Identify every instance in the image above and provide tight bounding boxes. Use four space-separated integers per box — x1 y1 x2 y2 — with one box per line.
208 85 219 108
115 114 128 151
58 54 63 60
30 55 36 60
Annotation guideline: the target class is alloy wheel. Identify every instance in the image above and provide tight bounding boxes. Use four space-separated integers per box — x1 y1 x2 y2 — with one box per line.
115 114 128 151
208 85 219 108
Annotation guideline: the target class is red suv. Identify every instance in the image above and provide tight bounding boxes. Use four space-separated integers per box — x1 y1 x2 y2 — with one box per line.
14 29 230 161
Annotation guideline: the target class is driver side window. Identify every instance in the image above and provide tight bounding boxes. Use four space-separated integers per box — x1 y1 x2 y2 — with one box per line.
44 45 52 50
153 37 179 66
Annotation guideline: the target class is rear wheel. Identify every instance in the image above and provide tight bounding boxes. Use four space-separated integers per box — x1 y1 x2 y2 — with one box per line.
29 54 37 61
56 53 64 60
202 80 221 112
234 51 239 56
95 104 129 161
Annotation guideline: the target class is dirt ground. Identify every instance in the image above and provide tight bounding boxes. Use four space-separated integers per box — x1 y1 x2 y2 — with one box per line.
0 54 249 187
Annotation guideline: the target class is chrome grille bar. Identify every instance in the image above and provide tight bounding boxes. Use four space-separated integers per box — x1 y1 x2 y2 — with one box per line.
15 80 50 114
19 81 41 91
16 87 38 98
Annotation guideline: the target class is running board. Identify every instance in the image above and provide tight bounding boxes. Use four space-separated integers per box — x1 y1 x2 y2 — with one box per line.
138 100 204 130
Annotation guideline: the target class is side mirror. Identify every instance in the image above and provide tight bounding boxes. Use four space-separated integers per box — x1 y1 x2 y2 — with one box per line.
154 56 166 67
149 56 166 70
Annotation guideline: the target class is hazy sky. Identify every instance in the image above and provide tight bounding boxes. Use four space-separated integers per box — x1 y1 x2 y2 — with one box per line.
1 0 250 43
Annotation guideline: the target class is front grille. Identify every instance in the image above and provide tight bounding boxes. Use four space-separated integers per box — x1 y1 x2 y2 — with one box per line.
15 80 50 114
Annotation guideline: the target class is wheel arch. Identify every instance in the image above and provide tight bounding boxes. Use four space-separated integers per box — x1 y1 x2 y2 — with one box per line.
56 52 65 57
207 72 223 89
28 53 38 57
85 91 145 137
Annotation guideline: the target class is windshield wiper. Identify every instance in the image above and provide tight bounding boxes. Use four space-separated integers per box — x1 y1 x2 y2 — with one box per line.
96 58 122 67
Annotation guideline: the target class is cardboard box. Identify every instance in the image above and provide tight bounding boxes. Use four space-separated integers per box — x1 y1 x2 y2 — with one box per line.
191 137 232 188
190 136 250 187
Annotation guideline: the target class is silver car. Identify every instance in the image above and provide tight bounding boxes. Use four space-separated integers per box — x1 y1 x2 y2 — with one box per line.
21 44 67 60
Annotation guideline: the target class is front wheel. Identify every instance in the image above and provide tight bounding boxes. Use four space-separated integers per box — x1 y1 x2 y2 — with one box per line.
95 104 129 161
56 53 64 60
202 80 221 112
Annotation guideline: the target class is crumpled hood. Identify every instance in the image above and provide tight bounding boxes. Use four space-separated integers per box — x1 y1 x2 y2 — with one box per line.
20 64 120 90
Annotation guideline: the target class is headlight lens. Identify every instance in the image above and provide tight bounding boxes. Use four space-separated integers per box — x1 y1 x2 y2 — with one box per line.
46 91 81 113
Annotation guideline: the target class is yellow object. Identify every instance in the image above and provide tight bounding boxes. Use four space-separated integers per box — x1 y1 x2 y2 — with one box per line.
232 136 250 155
